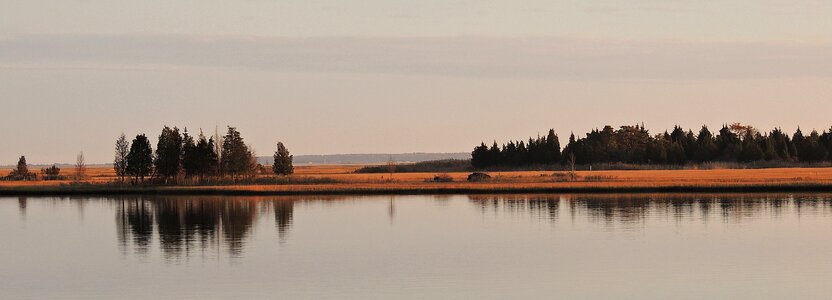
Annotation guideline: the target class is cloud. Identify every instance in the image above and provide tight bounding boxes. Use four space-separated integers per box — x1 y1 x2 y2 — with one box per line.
2 34 832 80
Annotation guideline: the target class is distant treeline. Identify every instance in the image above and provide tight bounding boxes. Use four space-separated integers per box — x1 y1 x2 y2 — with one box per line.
472 124 832 168
260 153 471 165
355 159 471 173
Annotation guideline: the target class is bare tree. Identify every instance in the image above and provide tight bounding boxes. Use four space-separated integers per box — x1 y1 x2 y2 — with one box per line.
567 152 577 181
387 156 396 181
213 126 224 177
114 133 130 183
75 152 87 182
729 123 758 140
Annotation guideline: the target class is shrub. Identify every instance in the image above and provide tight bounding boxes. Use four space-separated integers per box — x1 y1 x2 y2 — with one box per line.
431 174 454 182
467 172 492 182
41 165 63 180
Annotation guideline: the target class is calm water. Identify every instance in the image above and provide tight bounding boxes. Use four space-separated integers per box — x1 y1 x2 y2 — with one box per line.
2 194 832 299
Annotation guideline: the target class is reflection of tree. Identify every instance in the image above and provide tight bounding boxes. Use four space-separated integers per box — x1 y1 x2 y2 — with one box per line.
566 194 832 225
124 199 154 255
468 195 560 221
115 196 305 260
154 200 185 258
274 200 294 241
18 197 26 217
183 199 220 252
220 200 257 256
469 193 832 228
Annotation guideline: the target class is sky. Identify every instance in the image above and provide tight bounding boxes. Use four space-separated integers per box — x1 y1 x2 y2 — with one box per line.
2 0 832 164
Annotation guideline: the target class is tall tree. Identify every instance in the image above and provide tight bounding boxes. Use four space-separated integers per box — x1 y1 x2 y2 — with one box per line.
221 126 253 181
272 142 294 176
546 129 562 164
7 156 35 180
798 130 827 162
471 143 490 168
154 126 183 183
694 125 718 162
126 134 154 183
181 129 198 178
15 156 29 177
114 133 130 183
715 125 741 161
738 131 764 162
197 133 219 180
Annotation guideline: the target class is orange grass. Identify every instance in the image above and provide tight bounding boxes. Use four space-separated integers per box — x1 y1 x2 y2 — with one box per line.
3 165 832 192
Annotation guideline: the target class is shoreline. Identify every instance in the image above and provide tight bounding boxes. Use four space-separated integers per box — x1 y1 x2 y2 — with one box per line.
4 182 832 196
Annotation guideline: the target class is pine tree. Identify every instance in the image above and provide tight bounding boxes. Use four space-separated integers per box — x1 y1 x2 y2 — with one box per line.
488 142 501 166
114 133 130 183
181 129 198 178
471 142 490 169
546 129 562 164
196 133 219 180
272 142 294 176
221 126 253 181
126 134 154 183
738 132 764 162
154 126 183 183
15 156 29 177
763 137 778 161
716 125 741 161
7 156 35 180
694 125 718 162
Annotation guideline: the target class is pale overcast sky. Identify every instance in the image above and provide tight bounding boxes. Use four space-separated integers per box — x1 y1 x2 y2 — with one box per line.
2 1 832 163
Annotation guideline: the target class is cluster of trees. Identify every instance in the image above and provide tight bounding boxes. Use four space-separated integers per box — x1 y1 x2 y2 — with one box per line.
472 129 562 168
472 123 832 168
114 126 294 184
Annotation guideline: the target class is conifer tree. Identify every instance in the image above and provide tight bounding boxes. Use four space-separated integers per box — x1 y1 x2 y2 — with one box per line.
181 129 198 178
272 142 294 176
763 137 778 161
221 126 253 181
546 129 562 164
15 156 29 177
694 126 718 162
7 156 36 180
126 134 153 183
154 126 183 183
471 142 490 169
738 132 764 162
196 133 219 180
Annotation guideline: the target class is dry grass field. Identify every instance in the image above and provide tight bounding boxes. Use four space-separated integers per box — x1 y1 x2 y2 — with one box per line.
3 164 832 194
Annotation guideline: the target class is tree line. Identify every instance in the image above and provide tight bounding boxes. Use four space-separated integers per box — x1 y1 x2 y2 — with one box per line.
115 126 294 184
472 124 832 168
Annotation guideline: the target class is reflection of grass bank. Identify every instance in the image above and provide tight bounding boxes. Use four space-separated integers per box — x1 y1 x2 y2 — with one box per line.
4 181 832 196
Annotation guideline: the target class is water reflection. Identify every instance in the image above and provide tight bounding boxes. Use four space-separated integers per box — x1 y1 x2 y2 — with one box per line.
469 194 832 227
468 195 561 221
18 194 832 262
18 196 27 217
112 196 328 260
6 194 832 299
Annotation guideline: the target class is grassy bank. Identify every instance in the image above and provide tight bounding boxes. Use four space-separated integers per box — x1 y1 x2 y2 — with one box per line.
3 166 832 196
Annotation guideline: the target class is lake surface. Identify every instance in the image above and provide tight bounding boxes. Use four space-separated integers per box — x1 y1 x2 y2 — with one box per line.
2 194 832 299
